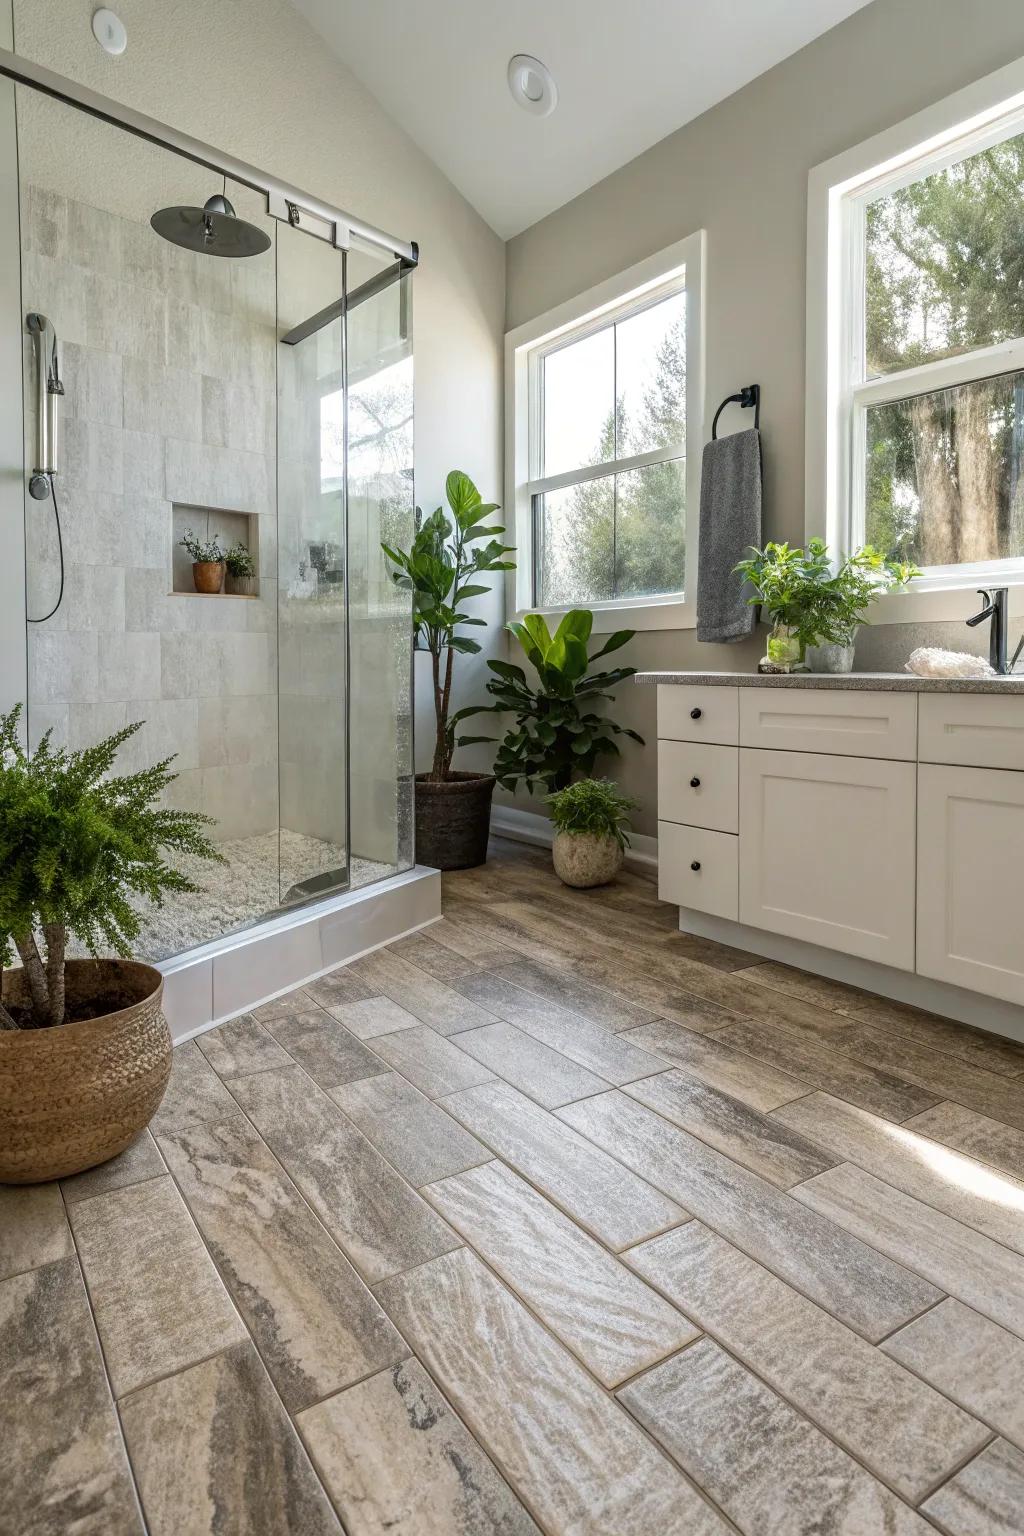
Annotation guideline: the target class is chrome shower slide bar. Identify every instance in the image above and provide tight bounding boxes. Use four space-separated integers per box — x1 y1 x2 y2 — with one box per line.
0 46 418 266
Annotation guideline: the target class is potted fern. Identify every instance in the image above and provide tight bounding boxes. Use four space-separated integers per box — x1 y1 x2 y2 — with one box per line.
547 778 637 888
0 706 221 1182
382 471 515 870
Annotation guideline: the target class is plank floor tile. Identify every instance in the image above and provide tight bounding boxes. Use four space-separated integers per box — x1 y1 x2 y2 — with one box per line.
716 1019 941 1121
376 1247 729 1536
326 996 422 1040
419 914 518 966
619 1337 930 1535
847 995 1024 1078
305 970 374 1009
837 1023 1024 1130
441 1081 686 1250
796 1163 1024 1340
451 1020 610 1108
371 1024 496 1098
0 1182 73 1280
922 1439 1024 1536
679 969 853 1041
621 1020 810 1112
60 1129 166 1207
903 1101 1024 1181
455 971 669 1083
228 1066 460 1283
487 953 659 1030
1 1256 142 1535
119 1340 340 1535
424 1160 697 1387
251 986 320 1021
261 1009 388 1089
348 949 497 1035
625 1069 835 1188
330 1072 490 1187
69 1175 246 1398
149 1040 244 1135
156 1115 405 1412
298 1357 542 1536
732 960 872 1015
195 1013 293 1079
558 1091 940 1340
389 932 481 981
775 1091 1024 1255
883 1298 1024 1454
624 1222 986 1502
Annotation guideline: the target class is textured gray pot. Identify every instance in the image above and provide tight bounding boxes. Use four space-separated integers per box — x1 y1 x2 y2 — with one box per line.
552 831 623 888
807 638 857 674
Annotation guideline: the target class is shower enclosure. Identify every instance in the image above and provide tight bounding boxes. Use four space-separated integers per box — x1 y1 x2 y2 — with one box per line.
1 54 416 966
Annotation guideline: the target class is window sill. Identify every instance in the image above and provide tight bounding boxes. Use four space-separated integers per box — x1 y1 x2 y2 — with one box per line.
869 580 1024 626
512 596 696 633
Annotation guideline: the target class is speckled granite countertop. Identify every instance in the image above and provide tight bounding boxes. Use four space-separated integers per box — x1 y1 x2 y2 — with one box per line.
635 670 1024 694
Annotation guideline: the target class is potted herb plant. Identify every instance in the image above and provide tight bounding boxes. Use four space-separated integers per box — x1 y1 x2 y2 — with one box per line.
0 706 221 1182
733 541 823 671
181 527 226 594
799 544 920 672
224 540 257 596
547 778 637 888
382 471 515 870
461 609 644 793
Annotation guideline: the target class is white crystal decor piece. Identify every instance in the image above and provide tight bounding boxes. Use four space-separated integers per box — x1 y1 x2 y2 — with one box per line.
904 647 996 679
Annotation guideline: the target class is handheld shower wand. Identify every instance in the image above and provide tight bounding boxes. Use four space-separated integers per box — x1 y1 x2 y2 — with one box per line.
26 312 63 500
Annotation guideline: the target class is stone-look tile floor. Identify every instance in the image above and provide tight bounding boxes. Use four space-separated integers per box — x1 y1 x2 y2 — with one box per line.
4 837 1024 1534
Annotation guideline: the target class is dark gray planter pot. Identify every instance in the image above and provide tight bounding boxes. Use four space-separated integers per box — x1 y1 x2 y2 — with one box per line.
415 772 495 870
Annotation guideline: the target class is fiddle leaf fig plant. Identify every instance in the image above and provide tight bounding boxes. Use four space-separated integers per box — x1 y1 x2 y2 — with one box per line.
382 471 515 781
457 609 644 794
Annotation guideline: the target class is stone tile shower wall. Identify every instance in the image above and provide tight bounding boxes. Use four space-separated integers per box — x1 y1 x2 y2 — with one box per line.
22 183 280 843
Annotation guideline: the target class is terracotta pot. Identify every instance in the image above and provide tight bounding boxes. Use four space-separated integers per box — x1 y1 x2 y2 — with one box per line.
0 959 171 1184
552 830 623 888
415 772 495 870
193 559 225 594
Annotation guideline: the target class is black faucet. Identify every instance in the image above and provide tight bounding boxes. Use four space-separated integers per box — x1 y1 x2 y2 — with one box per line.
966 588 1009 674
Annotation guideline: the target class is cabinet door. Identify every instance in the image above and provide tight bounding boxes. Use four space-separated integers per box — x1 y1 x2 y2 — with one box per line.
739 748 916 969
917 764 1024 1005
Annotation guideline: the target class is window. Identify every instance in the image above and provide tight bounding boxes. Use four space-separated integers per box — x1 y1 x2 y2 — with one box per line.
809 60 1024 611
506 234 704 629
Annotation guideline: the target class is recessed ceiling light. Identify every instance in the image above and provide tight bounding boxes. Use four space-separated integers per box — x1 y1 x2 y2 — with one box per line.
507 54 557 118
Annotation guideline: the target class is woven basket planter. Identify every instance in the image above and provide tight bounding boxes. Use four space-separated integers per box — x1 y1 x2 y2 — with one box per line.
415 772 495 871
0 959 171 1184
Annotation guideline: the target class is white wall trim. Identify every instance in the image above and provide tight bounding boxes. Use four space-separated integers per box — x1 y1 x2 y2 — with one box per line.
491 803 658 871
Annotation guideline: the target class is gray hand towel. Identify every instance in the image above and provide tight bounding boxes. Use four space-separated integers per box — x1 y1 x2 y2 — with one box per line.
696 427 762 643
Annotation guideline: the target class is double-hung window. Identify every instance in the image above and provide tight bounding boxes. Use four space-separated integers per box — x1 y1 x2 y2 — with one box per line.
809 59 1024 609
506 233 704 629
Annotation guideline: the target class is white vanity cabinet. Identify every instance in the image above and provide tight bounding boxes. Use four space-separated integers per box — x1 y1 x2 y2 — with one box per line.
653 677 1024 1014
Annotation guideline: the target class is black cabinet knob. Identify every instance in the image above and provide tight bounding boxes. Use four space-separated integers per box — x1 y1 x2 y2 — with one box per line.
690 776 701 788
690 860 701 872
690 707 702 720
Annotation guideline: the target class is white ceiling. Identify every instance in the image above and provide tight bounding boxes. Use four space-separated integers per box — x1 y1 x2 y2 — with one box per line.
291 0 873 238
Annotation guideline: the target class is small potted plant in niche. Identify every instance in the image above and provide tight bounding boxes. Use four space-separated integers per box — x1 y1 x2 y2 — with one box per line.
547 778 637 888
224 540 257 596
381 471 515 870
0 706 222 1182
181 527 226 594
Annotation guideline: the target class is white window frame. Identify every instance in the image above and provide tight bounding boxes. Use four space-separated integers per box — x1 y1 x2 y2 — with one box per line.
807 54 1024 624
504 232 705 632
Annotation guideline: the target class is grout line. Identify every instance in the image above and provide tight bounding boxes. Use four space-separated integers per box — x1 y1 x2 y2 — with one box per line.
912 1430 999 1509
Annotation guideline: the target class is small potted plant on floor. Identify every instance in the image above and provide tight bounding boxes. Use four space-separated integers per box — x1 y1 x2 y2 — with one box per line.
0 706 221 1182
382 471 515 870
547 778 637 888
224 540 257 596
181 527 226 594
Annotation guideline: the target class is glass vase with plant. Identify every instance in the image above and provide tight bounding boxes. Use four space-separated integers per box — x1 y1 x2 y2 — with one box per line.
733 541 825 671
381 470 515 869
458 609 644 795
546 777 638 889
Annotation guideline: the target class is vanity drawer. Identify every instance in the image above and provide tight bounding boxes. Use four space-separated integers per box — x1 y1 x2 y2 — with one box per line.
658 684 738 745
918 693 1024 771
658 741 738 832
658 822 738 920
739 688 918 760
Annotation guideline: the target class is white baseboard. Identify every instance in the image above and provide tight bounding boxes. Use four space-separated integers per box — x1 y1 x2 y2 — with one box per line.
490 804 659 871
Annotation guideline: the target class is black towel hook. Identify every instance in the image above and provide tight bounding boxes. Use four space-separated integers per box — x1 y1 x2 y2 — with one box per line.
711 383 760 440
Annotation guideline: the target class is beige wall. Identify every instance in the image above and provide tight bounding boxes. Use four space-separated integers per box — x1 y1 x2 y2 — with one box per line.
504 0 1024 835
9 0 506 778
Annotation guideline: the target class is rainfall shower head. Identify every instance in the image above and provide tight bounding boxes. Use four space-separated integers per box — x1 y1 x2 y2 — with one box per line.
150 192 271 257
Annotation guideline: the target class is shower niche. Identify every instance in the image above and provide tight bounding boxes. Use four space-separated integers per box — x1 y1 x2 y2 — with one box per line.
170 504 260 597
